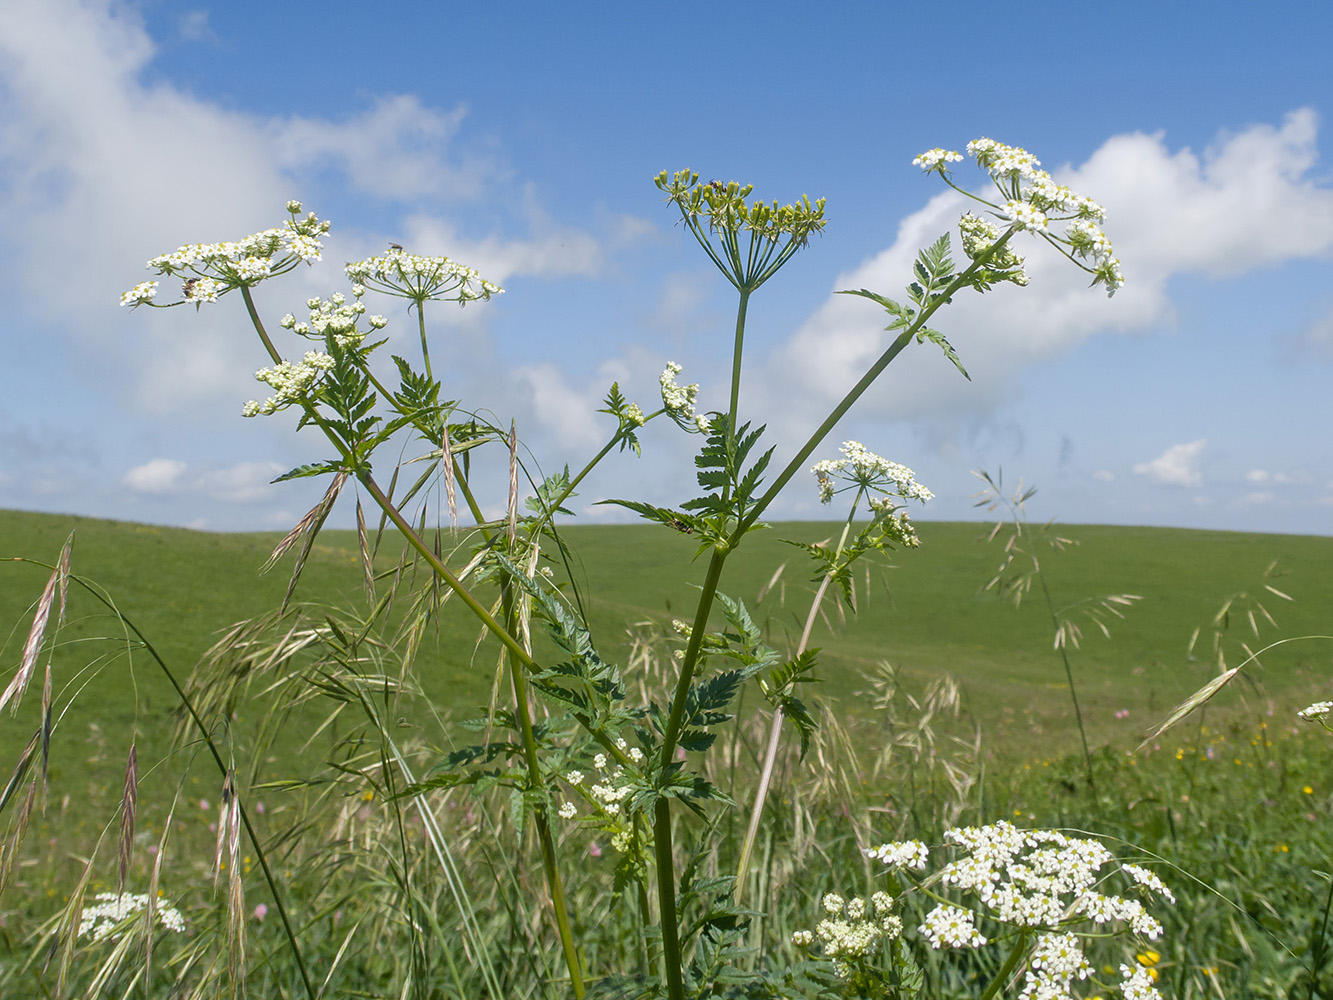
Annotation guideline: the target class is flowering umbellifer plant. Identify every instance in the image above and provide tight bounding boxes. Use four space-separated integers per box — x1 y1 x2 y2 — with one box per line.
107 141 1126 1000
797 821 1175 999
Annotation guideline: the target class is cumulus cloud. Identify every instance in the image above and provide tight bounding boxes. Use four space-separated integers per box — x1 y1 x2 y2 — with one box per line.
195 461 287 503
122 458 284 502
270 96 497 203
1133 440 1207 487
512 362 611 451
751 111 1333 441
0 0 605 417
123 458 186 493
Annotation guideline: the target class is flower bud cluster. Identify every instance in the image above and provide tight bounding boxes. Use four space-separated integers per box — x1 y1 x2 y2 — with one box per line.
659 362 710 433
344 248 502 306
958 214 1027 283
79 891 186 941
242 352 335 417
122 204 328 308
913 138 1124 296
792 891 903 976
561 743 641 823
654 170 827 244
282 292 381 346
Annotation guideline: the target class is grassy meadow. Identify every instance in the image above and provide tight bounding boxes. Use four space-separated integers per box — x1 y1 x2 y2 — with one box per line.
3 508 1329 765
1 507 1331 998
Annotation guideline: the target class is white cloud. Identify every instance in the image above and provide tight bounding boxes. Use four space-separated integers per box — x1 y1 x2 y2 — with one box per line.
512 362 608 451
195 461 286 503
1093 469 1115 483
1245 469 1271 483
0 0 604 420
403 186 604 283
753 111 1333 437
123 458 187 493
1238 491 1276 505
271 95 496 203
1133 439 1207 487
122 458 285 504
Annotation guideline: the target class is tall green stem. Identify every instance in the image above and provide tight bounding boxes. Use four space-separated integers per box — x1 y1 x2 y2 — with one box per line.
653 547 730 1000
979 930 1029 1000
501 577 585 997
727 287 752 431
416 304 434 383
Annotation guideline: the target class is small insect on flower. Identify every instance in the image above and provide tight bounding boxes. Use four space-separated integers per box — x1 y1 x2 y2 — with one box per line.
388 243 404 251
182 278 198 298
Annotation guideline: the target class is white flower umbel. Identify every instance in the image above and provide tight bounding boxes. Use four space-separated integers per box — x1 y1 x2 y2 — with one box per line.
122 203 329 308
1022 931 1092 999
78 891 186 942
345 248 501 306
864 821 1174 995
1119 962 1165 1000
243 351 336 417
863 838 929 870
914 137 1125 296
659 361 709 433
794 891 903 979
1298 700 1332 723
283 293 370 347
920 904 987 949
811 441 932 546
119 281 158 307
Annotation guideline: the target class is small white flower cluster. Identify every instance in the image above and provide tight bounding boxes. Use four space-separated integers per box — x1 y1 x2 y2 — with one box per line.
1120 962 1164 1000
123 204 328 307
912 148 964 171
1298 700 1332 722
659 362 710 433
863 838 929 870
811 442 933 530
560 741 642 823
864 822 1173 996
623 403 646 428
1121 864 1177 905
912 139 1124 296
1020 931 1092 999
793 891 903 975
242 351 335 417
120 281 159 307
958 214 1027 285
282 293 382 345
920 903 986 949
78 891 186 941
929 822 1168 938
344 248 501 306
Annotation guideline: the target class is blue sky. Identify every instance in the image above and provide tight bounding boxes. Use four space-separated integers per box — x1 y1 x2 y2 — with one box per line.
2 0 1332 536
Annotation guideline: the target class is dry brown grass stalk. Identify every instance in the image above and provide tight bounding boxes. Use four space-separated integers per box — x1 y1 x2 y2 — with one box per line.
262 469 348 610
116 743 137 895
1 533 71 716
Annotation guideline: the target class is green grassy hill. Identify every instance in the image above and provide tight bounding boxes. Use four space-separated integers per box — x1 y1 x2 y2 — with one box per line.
2 509 1330 775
